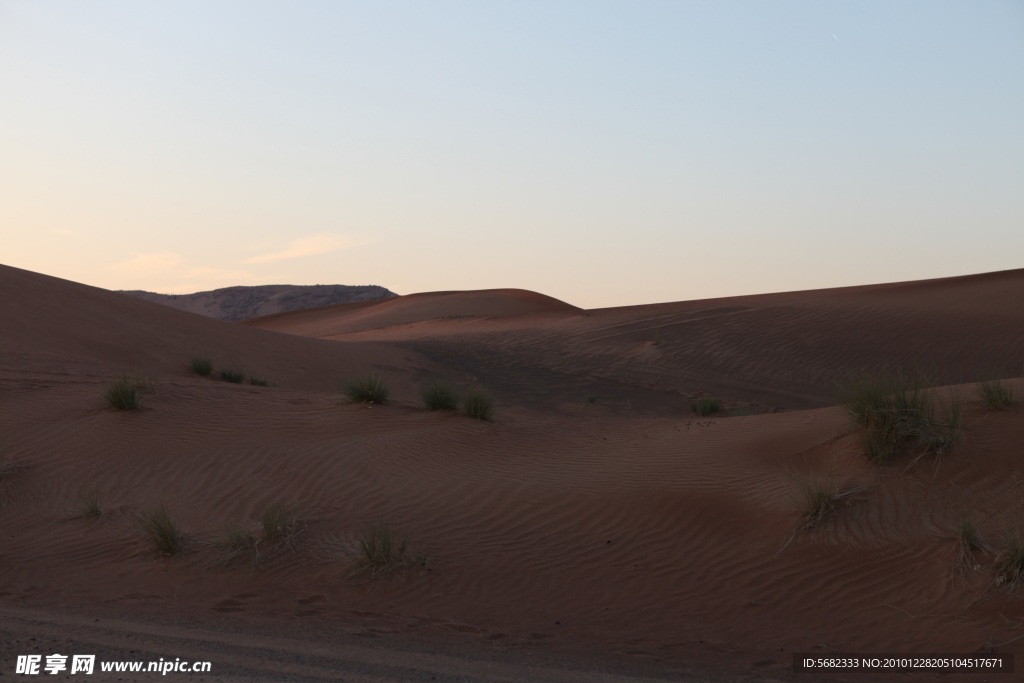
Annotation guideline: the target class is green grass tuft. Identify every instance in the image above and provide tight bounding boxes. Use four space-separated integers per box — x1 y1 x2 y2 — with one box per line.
463 387 495 421
420 379 459 411
343 371 390 404
104 373 146 411
140 504 181 556
584 393 598 405
978 380 1015 412
691 397 720 417
248 375 273 387
189 354 213 377
221 369 245 384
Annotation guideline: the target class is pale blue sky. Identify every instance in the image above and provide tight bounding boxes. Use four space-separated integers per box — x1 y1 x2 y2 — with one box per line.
1 1 1021 308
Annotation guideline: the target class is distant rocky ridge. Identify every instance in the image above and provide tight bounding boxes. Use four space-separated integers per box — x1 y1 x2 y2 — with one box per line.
121 284 398 322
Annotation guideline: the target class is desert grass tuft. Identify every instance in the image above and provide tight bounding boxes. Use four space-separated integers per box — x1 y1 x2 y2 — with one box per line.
954 513 986 576
68 493 103 520
584 393 598 405
978 380 1015 412
219 524 261 565
691 397 720 417
248 375 273 387
462 387 495 421
420 379 459 411
343 371 390 404
140 504 181 556
349 523 424 578
104 373 146 411
995 528 1024 588
220 369 245 384
261 503 298 543
838 372 961 465
651 333 662 346
189 354 213 377
790 471 839 531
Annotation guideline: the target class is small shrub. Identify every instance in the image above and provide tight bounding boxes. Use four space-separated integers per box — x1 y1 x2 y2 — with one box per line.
996 529 1024 588
978 380 1015 412
343 372 389 404
249 375 273 387
104 373 145 411
584 393 598 405
140 504 181 556
221 369 245 384
189 354 213 377
691 397 720 417
651 333 662 346
420 379 459 411
463 387 495 421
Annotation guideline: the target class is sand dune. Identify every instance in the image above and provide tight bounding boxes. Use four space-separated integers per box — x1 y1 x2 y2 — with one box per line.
244 288 580 337
249 268 1024 416
2 263 1023 680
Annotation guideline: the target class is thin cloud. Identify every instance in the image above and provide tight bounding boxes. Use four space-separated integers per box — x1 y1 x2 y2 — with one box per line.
244 233 358 264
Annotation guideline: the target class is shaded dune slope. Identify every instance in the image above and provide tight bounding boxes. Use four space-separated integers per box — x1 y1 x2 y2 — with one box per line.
2 263 1024 679
249 269 1024 415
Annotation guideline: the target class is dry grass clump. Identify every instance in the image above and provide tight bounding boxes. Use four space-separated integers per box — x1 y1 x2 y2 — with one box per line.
584 393 598 405
791 472 839 530
462 387 495 421
838 372 962 464
349 523 424 578
189 354 213 377
140 504 181 556
954 513 986 576
216 504 300 566
343 371 389 404
691 397 720 417
789 471 867 532
420 379 459 411
220 524 261 565
995 529 1024 588
220 369 245 384
248 375 273 387
104 373 147 411
978 380 1015 412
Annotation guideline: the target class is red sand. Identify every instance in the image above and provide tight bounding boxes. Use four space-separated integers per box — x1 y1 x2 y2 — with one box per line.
3 263 1024 681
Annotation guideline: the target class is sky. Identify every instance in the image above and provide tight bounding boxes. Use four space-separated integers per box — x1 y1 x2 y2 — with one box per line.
1 1 1022 309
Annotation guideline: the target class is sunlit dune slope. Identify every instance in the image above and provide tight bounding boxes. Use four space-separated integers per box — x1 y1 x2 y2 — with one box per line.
248 269 1024 415
243 288 579 336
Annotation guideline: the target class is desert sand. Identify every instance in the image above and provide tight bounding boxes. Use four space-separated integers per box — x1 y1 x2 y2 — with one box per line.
2 262 1024 681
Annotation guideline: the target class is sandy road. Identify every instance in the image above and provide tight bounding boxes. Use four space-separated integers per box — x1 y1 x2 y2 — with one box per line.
0 606 761 683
